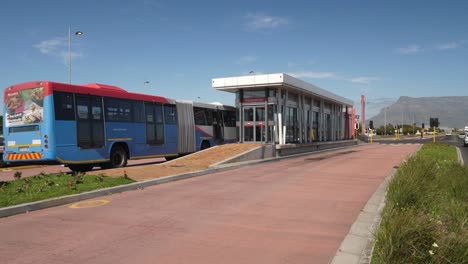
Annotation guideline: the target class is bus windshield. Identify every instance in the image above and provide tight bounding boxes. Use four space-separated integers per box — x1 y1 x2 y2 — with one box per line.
5 87 44 126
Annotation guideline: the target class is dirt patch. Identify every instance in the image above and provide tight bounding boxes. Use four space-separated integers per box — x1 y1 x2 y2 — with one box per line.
90 143 260 181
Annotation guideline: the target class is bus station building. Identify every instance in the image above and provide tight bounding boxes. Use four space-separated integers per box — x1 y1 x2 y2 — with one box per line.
212 73 355 146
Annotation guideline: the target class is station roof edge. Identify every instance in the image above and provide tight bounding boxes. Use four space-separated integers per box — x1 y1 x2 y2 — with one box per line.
212 73 353 107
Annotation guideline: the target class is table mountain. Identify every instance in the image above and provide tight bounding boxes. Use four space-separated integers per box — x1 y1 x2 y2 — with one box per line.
369 96 468 128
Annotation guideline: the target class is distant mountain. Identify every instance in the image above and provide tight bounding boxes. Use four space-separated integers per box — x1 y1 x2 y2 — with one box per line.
357 97 396 118
368 96 468 129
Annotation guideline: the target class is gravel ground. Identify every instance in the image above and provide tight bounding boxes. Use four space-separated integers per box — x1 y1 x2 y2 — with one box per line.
90 143 260 181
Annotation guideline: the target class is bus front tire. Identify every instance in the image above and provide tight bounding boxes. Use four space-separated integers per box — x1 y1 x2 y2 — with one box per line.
102 146 128 169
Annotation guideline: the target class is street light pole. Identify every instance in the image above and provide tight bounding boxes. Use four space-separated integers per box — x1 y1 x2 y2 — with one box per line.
68 28 83 83
68 27 71 83
144 81 150 90
384 107 387 136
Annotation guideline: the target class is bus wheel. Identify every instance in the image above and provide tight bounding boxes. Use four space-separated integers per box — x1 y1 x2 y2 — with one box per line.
165 156 179 161
68 164 94 172
108 146 128 168
201 140 210 150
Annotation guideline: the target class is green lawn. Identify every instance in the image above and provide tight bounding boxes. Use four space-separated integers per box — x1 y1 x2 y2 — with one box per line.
372 143 468 263
0 172 134 208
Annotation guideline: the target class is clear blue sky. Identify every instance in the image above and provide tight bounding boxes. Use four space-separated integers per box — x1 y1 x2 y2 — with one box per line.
1 0 467 116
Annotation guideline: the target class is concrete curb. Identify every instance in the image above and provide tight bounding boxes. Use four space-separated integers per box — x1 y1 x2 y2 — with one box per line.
0 143 363 219
209 145 266 168
330 143 423 264
456 147 464 166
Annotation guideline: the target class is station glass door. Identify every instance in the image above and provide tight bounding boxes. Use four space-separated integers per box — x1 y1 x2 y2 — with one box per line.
243 106 265 142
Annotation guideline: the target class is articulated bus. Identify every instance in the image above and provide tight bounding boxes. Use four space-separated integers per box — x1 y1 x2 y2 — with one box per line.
3 81 237 171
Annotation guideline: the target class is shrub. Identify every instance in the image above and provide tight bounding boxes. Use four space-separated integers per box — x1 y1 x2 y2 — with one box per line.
14 171 22 180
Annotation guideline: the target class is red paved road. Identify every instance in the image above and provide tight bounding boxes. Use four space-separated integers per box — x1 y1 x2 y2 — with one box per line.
0 144 419 264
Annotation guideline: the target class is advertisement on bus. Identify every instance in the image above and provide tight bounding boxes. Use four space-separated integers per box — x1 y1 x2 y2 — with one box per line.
5 87 44 126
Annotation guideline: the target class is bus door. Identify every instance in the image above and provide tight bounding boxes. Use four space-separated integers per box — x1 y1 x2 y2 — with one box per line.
212 110 224 144
75 95 105 148
242 106 265 142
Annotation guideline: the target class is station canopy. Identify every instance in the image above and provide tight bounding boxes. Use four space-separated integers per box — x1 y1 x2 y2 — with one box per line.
212 73 353 107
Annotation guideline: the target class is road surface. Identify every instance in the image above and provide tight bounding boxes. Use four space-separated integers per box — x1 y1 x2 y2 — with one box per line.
0 144 419 264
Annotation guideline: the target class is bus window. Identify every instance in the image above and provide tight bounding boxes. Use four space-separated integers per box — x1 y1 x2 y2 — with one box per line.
145 103 164 145
205 109 213 126
194 107 206 125
164 105 177 124
104 98 132 122
54 92 75 120
155 104 164 144
76 95 104 148
223 111 236 127
9 125 39 133
133 101 145 123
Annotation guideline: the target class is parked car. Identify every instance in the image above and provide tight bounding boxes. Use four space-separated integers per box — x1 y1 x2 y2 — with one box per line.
464 135 468 147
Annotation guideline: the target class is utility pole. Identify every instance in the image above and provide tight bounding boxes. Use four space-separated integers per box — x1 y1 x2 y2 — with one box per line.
401 107 403 134
68 28 83 83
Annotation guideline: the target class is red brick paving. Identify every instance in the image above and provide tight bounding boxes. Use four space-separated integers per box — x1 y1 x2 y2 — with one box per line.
0 144 419 264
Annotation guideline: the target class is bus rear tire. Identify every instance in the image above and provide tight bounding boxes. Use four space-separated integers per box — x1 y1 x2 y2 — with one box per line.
103 146 128 169
68 164 94 172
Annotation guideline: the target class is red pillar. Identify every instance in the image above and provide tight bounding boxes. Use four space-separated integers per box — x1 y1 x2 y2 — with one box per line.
345 106 349 139
361 95 365 136
351 108 356 139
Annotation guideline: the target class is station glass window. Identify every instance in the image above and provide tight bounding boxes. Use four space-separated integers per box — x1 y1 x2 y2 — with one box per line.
267 105 275 121
268 88 277 97
288 92 298 103
244 108 254 122
313 111 319 141
255 107 265 122
243 90 266 99
285 106 298 143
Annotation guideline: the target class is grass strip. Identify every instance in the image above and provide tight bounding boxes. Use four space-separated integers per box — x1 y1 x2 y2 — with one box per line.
372 143 468 263
0 172 134 208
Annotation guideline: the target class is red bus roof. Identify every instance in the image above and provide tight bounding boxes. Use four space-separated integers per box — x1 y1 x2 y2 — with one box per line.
4 81 171 104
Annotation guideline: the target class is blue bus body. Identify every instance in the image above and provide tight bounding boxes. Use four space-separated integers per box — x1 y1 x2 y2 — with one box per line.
3 81 237 171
